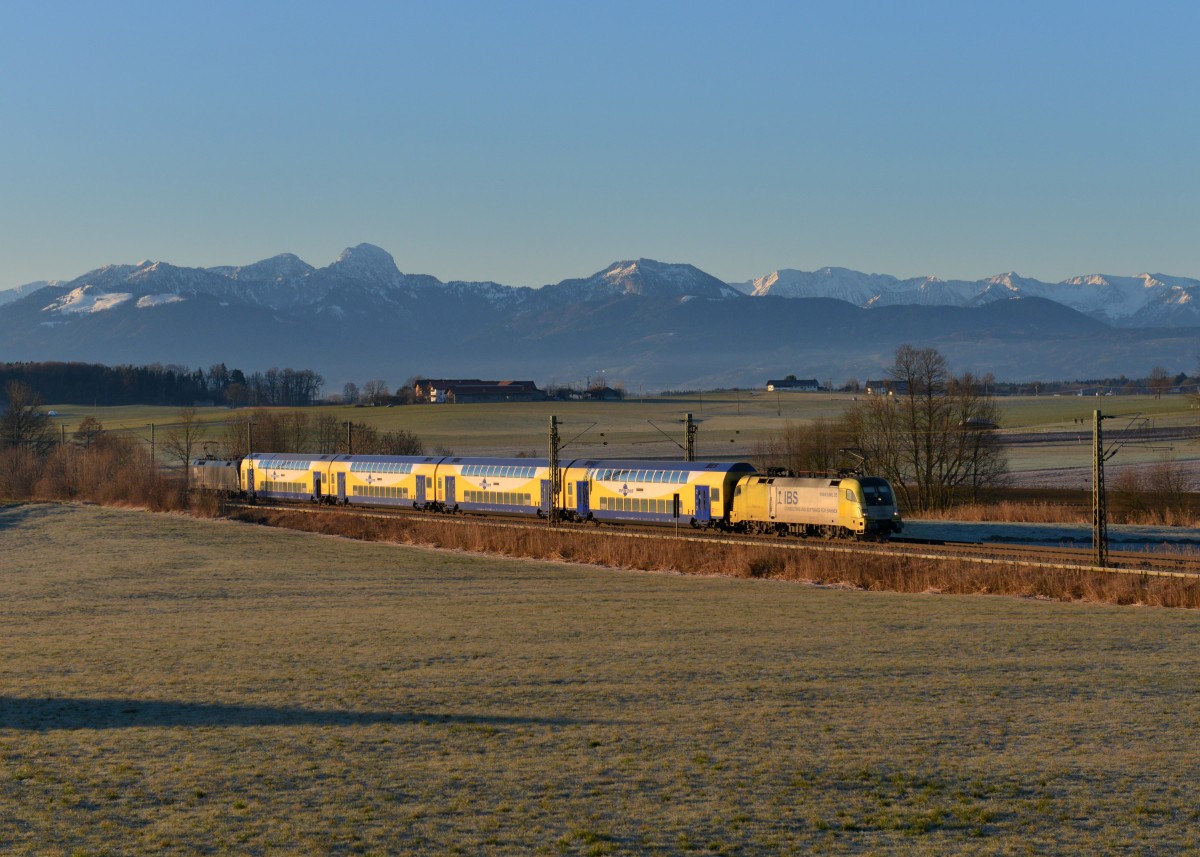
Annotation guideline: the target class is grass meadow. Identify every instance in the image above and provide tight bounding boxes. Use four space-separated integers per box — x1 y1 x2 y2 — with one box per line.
5 504 1200 854
44 391 1200 472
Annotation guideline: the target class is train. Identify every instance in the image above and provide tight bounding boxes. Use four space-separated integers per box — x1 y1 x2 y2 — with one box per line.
192 453 903 539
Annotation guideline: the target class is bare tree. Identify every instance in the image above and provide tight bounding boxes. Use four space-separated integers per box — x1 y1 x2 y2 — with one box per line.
1147 366 1171 399
752 418 850 475
844 346 1007 512
72 416 105 449
224 382 249 408
161 407 208 485
1 381 55 454
342 382 360 405
363 380 389 405
313 414 342 454
377 429 424 455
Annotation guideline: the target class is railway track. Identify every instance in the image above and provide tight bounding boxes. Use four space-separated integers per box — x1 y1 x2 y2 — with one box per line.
227 501 1200 580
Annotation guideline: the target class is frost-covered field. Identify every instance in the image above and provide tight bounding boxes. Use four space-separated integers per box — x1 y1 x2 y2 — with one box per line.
905 519 1200 551
4 504 1200 854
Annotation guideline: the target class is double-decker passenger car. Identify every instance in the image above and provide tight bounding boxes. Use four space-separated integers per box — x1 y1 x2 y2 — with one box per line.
438 456 551 517
560 458 757 526
242 453 337 502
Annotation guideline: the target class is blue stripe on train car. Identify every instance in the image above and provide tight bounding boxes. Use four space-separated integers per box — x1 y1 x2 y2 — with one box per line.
591 510 679 524
459 502 541 515
347 496 413 507
257 490 311 501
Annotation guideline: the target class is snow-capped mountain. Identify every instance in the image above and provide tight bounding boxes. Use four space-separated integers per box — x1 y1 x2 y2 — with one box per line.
741 267 900 304
744 267 1200 326
209 252 316 284
0 279 59 308
544 259 744 303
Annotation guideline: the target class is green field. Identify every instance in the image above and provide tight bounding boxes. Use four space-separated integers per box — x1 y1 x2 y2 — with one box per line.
4 504 1200 854
43 391 1200 476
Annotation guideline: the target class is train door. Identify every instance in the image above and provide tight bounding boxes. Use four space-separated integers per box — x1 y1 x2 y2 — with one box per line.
246 468 255 493
576 481 590 518
336 472 346 503
540 479 552 512
444 475 456 507
694 485 711 522
416 475 426 505
313 472 322 499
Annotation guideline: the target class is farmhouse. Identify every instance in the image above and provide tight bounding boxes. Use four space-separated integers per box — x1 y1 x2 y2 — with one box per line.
414 378 545 404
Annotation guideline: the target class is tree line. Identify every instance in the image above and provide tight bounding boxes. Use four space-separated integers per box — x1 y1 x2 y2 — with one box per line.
0 361 324 407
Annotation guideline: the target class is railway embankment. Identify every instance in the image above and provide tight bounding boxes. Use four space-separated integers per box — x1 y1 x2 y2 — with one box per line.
227 505 1200 609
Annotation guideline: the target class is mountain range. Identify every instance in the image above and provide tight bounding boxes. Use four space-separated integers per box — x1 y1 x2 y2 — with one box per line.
735 267 1200 327
1 244 1197 391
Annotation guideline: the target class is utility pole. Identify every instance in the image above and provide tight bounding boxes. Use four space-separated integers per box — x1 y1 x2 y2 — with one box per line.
344 421 353 455
150 423 156 471
684 413 696 462
548 415 560 525
1092 409 1109 567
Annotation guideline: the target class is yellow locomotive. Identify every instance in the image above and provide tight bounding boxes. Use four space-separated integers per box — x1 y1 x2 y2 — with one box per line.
729 474 902 538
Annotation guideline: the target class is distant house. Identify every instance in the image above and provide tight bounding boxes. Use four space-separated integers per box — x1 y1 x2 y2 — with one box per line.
865 380 909 396
766 378 819 392
414 378 545 404
414 378 481 403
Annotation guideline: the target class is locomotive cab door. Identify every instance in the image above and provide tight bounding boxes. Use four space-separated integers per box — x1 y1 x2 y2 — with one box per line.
694 485 711 522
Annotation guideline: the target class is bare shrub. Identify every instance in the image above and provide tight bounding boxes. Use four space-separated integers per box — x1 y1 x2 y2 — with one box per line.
0 448 43 499
34 445 82 500
191 490 225 518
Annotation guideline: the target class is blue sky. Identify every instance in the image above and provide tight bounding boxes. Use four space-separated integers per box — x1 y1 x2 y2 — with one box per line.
2 1 1196 289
